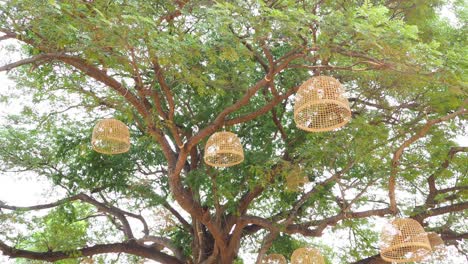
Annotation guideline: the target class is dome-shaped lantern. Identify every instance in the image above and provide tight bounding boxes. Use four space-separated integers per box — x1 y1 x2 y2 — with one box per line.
291 248 325 264
80 257 94 264
380 218 432 263
91 119 130 155
204 131 244 167
294 76 351 132
262 254 287 264
285 167 309 192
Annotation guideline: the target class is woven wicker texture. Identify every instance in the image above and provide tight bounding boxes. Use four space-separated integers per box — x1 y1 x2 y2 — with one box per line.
285 167 309 191
92 119 130 155
294 76 351 132
262 254 287 264
291 248 325 264
80 257 94 264
204 131 244 167
380 218 431 263
427 232 445 251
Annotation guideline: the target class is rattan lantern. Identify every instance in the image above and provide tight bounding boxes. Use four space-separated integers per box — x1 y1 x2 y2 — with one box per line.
380 218 431 263
204 131 244 167
262 254 287 264
91 119 130 155
291 248 325 264
294 76 351 132
285 167 309 192
80 257 94 264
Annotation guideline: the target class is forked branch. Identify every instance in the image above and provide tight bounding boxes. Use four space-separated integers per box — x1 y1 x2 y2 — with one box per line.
389 104 467 213
0 241 182 264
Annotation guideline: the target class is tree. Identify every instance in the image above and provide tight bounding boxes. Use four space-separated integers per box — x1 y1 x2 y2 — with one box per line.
0 0 466 263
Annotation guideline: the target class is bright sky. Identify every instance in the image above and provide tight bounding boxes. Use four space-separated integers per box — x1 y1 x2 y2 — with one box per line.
0 4 466 264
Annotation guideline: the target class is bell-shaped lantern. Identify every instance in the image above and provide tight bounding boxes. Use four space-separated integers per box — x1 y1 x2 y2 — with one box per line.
285 166 309 192
204 131 244 167
380 218 431 263
91 119 130 155
291 248 325 264
294 76 351 132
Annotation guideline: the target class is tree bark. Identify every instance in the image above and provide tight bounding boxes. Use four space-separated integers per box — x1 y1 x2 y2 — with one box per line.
0 241 182 264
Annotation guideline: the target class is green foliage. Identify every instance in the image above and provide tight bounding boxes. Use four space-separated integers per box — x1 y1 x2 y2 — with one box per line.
268 233 307 260
169 228 193 259
16 203 91 264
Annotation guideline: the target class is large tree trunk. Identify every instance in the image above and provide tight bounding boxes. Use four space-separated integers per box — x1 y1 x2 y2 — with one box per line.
191 224 240 264
195 249 238 264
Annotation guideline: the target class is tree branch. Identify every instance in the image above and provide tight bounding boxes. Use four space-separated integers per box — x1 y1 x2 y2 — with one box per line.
158 0 190 23
0 32 17 42
426 147 467 206
185 51 304 151
225 85 299 126
241 208 392 237
137 236 185 262
152 58 184 148
76 194 136 239
0 53 56 72
413 202 468 223
162 202 191 231
0 241 182 264
389 104 467 213
0 195 80 211
0 193 139 240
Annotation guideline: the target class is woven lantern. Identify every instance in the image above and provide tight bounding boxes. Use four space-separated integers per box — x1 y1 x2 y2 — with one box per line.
80 257 94 264
285 167 309 192
380 218 431 263
204 131 244 167
262 254 287 264
291 248 325 264
91 119 130 155
294 76 351 132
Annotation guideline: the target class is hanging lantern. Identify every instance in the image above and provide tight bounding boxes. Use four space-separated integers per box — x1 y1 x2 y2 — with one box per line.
204 131 244 167
262 254 287 264
91 119 130 155
380 218 431 263
285 167 309 192
294 76 351 132
291 248 325 264
80 257 94 264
